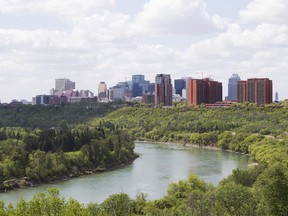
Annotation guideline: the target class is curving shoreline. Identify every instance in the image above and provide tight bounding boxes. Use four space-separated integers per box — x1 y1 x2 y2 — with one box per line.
1 140 251 193
135 140 250 156
0 154 139 193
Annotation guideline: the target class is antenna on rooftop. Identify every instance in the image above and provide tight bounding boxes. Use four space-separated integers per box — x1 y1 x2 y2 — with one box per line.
196 71 204 79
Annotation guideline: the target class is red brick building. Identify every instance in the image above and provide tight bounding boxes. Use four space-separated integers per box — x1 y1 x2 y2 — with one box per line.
237 78 273 104
155 74 173 106
187 78 222 106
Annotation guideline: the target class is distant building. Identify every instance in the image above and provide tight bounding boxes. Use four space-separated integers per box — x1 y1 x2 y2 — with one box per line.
80 90 94 98
237 78 273 104
227 74 241 101
98 82 107 101
49 95 68 105
205 101 235 108
132 74 149 97
174 79 186 97
55 78 75 92
147 83 155 93
236 81 248 103
109 87 125 101
155 74 173 106
142 92 155 104
187 78 222 106
275 92 279 102
132 75 145 84
35 95 51 105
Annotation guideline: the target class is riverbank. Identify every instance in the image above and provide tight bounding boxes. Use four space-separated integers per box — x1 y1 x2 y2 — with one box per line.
0 154 139 193
135 140 250 156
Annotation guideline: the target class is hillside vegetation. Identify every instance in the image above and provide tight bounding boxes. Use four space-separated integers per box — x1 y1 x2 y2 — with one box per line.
1 101 288 215
93 102 288 168
0 102 119 129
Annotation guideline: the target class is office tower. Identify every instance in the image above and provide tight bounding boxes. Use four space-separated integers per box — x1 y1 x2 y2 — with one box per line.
237 78 273 104
35 95 50 105
187 78 222 106
227 74 241 101
155 74 173 106
275 92 279 102
174 79 186 96
80 90 94 98
132 75 145 84
132 74 149 97
109 87 125 101
98 82 107 100
147 83 155 93
55 78 75 92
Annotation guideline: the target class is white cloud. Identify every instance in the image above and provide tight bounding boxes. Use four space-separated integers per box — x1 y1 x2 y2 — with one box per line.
69 12 132 45
239 0 288 24
0 0 115 16
134 0 229 35
0 0 288 102
188 23 288 60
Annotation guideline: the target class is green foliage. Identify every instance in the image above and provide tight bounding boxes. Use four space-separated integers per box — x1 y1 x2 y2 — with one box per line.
254 163 288 216
101 193 133 215
1 102 288 215
213 182 256 216
0 102 117 129
0 123 137 189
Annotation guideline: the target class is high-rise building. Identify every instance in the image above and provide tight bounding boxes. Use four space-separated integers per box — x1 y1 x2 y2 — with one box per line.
35 95 51 105
147 83 155 93
132 75 145 84
237 78 273 104
174 79 186 96
236 81 248 103
98 82 107 100
155 74 173 106
55 78 75 92
132 74 149 97
187 78 222 106
227 74 241 101
275 92 279 102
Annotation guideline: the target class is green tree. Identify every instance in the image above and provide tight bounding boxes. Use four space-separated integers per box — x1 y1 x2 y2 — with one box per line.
254 163 288 216
101 193 132 216
214 182 256 216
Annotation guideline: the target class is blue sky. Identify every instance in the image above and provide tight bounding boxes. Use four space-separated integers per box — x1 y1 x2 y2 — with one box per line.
0 0 287 103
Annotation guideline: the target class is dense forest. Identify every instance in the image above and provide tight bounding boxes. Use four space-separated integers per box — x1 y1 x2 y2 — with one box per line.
1 101 288 215
0 125 137 190
0 102 124 129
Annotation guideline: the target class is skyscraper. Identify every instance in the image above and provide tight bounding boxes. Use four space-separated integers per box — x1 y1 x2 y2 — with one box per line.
132 75 145 84
275 92 279 102
132 74 149 97
187 78 222 106
98 82 107 100
174 79 186 96
55 78 75 92
237 78 273 104
155 74 173 106
227 74 241 101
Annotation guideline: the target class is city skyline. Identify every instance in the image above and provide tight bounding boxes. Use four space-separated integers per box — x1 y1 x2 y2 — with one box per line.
0 0 287 103
0 74 279 104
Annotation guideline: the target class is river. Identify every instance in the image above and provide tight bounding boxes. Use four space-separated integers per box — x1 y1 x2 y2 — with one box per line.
0 142 249 205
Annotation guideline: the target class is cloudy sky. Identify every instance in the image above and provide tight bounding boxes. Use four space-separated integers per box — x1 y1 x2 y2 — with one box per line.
0 0 287 103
